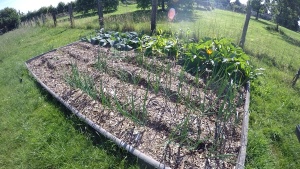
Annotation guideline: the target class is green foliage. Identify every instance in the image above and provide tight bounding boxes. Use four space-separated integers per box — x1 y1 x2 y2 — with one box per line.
84 29 257 83
56 2 66 14
251 0 263 18
271 0 300 31
75 0 119 13
0 7 20 33
136 0 152 10
136 0 169 10
182 37 252 83
168 0 194 11
82 29 140 51
142 34 180 58
230 0 246 13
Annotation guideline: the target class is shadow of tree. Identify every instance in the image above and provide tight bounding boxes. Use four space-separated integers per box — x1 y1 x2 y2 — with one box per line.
251 18 271 26
244 49 297 72
280 31 300 47
265 25 300 48
104 9 199 24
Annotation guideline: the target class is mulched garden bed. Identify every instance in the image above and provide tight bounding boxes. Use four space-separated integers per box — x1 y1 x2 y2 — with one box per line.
26 41 249 169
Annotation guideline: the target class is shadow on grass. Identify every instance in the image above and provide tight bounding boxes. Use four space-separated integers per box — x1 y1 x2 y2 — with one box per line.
280 32 300 47
33 80 151 169
244 49 297 73
251 18 271 26
74 9 117 19
265 25 300 48
245 49 277 67
58 9 117 22
105 9 199 24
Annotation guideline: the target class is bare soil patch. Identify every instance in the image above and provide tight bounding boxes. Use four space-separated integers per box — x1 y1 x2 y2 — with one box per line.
27 41 246 168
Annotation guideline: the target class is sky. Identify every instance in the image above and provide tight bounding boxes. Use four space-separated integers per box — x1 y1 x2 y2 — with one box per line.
0 0 248 14
0 0 74 13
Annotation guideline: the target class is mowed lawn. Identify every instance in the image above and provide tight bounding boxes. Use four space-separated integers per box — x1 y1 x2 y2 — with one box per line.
1 7 300 168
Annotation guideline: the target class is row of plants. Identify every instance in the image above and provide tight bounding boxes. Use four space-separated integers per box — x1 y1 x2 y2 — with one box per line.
82 29 260 84
63 42 245 165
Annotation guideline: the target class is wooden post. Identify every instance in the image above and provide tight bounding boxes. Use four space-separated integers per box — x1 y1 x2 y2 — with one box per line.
292 68 300 87
52 12 57 27
239 0 251 49
161 0 165 11
69 3 74 28
41 14 45 25
151 0 158 35
97 0 104 29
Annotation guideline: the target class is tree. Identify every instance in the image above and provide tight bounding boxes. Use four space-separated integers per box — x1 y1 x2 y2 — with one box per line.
75 0 118 13
231 0 246 13
271 0 300 31
37 7 48 16
0 7 20 33
57 2 66 14
251 0 263 20
75 0 95 13
137 0 169 10
48 5 58 27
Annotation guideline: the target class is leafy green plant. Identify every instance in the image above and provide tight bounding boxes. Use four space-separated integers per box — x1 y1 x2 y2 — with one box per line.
181 37 253 83
142 34 181 59
82 28 141 51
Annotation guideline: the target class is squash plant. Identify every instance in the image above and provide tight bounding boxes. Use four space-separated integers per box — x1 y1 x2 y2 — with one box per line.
142 35 181 58
182 37 252 83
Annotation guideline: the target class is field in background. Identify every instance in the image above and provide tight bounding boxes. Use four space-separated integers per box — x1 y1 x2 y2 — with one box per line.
1 5 300 168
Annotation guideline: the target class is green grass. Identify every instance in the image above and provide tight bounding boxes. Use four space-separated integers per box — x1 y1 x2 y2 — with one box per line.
2 5 300 168
0 27 140 169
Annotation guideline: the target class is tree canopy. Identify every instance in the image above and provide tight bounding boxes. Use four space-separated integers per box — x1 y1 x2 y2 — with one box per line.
0 7 20 33
270 0 300 31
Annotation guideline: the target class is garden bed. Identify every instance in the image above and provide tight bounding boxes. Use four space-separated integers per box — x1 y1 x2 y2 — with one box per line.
26 41 250 169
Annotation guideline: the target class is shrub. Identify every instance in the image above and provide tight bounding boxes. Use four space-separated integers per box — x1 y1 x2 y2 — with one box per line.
0 7 20 33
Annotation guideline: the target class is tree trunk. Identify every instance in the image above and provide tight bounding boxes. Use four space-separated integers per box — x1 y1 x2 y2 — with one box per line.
162 0 165 11
255 10 259 20
41 14 46 25
239 1 251 49
97 0 104 29
276 8 283 32
69 3 74 28
151 0 158 35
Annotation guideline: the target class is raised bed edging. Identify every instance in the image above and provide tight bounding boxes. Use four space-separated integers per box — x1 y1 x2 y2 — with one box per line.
25 42 250 169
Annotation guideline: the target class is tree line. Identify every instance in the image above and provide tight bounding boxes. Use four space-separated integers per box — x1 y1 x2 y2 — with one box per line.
1 0 300 34
0 0 118 34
